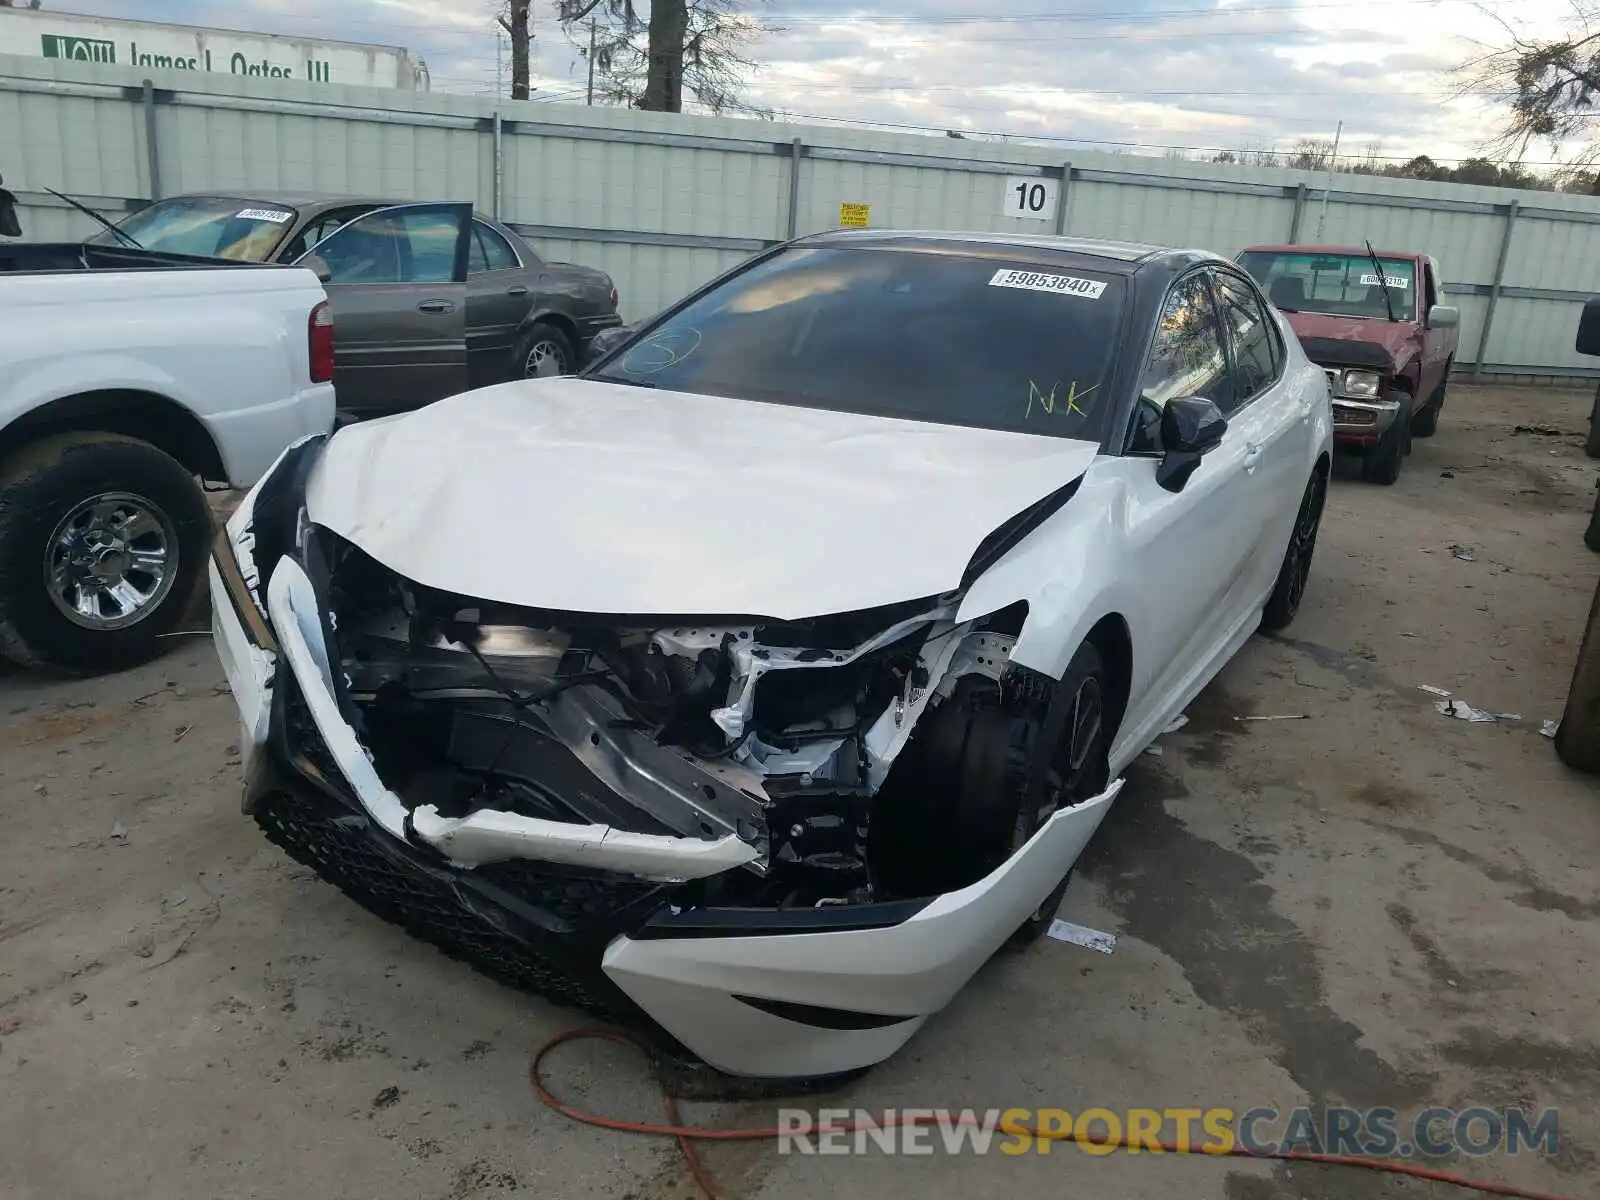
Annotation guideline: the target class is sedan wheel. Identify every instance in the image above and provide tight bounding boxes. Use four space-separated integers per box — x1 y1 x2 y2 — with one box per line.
517 321 578 381
524 337 569 378
1009 642 1111 947
1261 469 1327 632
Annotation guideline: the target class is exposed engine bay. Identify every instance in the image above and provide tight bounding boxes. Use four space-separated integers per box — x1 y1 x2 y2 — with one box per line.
322 537 1051 909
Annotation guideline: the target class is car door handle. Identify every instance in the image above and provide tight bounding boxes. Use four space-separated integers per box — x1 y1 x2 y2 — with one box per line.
417 298 457 315
1243 442 1264 473
506 284 529 297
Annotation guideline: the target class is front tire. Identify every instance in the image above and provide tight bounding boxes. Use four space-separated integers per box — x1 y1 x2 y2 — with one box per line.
1007 642 1112 947
1361 391 1412 485
1411 364 1449 438
1261 469 1327 632
0 433 211 673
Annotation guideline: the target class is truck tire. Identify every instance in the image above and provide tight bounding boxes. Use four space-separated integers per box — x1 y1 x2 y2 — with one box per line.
0 433 211 673
1362 392 1412 485
1411 386 1441 438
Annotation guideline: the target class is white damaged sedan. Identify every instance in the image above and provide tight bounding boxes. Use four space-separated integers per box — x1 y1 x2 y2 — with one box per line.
211 231 1333 1081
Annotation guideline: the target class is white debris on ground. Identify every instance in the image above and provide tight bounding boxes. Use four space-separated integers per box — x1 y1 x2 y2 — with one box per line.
1436 698 1497 723
1046 919 1117 954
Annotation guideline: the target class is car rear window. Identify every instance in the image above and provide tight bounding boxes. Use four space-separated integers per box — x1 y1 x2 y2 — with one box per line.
1238 250 1416 321
591 245 1126 443
91 196 297 262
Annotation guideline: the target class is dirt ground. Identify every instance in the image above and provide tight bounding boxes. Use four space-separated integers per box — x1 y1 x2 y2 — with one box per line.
2 383 1598 1200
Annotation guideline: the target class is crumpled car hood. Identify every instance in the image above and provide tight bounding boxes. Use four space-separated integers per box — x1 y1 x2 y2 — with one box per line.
304 377 1101 620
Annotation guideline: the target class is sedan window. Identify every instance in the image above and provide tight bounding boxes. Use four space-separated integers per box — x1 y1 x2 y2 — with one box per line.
307 208 459 284
90 196 296 261
472 222 520 273
1128 273 1229 453
1211 270 1280 412
281 209 368 262
590 246 1124 443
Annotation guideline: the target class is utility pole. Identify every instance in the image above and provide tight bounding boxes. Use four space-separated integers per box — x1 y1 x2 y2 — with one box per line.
586 18 597 105
1314 119 1343 241
496 31 505 99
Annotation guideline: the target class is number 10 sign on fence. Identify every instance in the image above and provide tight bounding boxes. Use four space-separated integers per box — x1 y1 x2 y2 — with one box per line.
1002 175 1060 223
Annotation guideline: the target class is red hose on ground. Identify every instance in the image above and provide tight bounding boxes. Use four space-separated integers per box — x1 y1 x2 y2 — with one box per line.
530 1028 1579 1200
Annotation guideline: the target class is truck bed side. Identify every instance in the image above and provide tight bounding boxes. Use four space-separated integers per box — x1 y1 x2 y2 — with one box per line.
0 264 336 487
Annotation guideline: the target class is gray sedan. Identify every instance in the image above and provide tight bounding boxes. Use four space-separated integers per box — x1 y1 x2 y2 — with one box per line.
91 192 621 416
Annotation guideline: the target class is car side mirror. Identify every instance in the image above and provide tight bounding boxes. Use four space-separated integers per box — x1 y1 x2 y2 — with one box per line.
1156 396 1228 493
300 253 332 284
585 324 633 365
1427 304 1459 330
1578 297 1600 357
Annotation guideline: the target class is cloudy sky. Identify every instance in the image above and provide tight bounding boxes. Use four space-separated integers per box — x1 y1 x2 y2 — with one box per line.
43 0 1587 168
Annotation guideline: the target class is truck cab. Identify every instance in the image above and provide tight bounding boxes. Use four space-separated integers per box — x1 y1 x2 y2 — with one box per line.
1238 244 1459 484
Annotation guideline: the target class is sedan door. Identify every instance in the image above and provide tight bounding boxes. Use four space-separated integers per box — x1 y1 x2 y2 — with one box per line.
295 202 472 417
465 219 537 388
1210 266 1314 603
1116 271 1263 730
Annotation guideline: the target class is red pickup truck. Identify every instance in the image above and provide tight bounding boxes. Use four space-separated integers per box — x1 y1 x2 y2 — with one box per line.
1237 244 1459 484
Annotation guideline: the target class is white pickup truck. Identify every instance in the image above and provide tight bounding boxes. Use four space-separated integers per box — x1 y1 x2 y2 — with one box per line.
0 240 336 672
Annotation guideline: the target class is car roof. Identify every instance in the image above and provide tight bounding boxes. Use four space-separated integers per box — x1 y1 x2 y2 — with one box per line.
796 228 1224 273
1242 244 1420 260
158 192 470 216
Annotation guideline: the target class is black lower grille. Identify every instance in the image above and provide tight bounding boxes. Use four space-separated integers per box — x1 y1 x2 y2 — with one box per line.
254 785 652 1020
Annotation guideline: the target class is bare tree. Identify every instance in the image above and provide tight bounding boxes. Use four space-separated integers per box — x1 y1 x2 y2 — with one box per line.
1457 3 1600 178
500 0 532 100
1237 142 1283 169
557 0 771 114
1287 138 1336 171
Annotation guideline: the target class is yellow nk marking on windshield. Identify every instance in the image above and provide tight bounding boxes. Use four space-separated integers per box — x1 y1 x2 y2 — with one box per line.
1027 380 1098 419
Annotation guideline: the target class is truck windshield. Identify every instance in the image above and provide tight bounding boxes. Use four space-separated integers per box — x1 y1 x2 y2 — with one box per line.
1238 251 1416 321
590 246 1125 443
88 197 297 262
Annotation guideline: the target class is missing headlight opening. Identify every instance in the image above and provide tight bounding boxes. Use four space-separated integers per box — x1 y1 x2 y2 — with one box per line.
318 536 1043 910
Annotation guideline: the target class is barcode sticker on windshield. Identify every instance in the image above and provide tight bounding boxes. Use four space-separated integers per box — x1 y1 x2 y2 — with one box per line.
1359 272 1408 288
989 268 1106 299
236 207 294 224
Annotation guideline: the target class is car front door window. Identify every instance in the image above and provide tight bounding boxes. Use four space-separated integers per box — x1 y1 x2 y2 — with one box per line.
1128 273 1229 452
1211 270 1280 413
307 209 460 284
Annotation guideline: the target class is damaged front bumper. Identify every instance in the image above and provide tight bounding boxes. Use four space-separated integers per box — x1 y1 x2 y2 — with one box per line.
210 448 1120 1079
1331 397 1400 447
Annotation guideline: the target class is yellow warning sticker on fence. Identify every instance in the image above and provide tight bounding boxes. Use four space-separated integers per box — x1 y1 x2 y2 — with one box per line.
838 202 870 228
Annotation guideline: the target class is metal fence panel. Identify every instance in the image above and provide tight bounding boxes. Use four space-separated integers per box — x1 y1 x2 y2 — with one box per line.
5 53 1600 376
